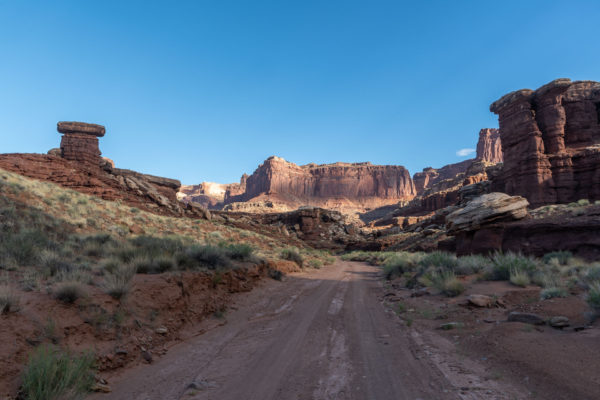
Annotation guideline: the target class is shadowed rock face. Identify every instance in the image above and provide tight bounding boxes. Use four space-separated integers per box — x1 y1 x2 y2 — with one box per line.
224 156 416 213
490 79 600 207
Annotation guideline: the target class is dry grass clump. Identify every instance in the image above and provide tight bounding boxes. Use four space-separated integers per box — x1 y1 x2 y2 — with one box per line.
428 271 465 297
281 248 303 267
53 281 88 304
104 263 137 300
509 268 530 287
21 344 95 400
0 282 19 313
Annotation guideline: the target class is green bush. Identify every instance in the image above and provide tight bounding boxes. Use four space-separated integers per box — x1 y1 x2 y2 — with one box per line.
430 271 465 297
223 243 254 261
281 248 303 267
455 255 489 275
308 259 323 269
587 282 600 310
0 229 53 266
419 251 457 270
488 252 537 281
540 287 568 300
21 344 95 400
383 252 419 280
542 251 573 265
181 245 231 269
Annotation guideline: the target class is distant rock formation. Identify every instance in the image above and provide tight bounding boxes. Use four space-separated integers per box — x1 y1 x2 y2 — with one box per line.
476 128 503 163
223 156 416 214
413 128 503 195
178 181 245 209
490 78 600 207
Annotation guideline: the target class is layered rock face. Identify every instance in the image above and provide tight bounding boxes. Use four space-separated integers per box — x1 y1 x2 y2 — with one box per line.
224 156 416 213
58 121 105 167
490 78 600 207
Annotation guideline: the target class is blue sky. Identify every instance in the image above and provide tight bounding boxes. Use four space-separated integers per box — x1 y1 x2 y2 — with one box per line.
1 1 599 184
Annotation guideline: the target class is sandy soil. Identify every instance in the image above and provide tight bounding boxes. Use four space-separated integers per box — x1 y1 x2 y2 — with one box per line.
91 261 524 400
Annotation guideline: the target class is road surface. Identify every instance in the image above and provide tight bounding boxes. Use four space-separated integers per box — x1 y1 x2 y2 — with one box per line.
92 260 517 400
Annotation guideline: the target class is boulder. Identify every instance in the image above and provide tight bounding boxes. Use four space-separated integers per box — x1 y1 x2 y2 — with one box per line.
57 121 106 137
507 311 545 325
446 193 529 233
549 316 570 328
468 294 494 307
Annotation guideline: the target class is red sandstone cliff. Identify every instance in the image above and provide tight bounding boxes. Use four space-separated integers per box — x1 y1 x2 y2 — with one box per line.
223 156 416 213
490 78 600 207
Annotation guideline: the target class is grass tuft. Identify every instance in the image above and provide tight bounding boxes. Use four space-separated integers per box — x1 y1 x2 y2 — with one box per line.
21 344 95 400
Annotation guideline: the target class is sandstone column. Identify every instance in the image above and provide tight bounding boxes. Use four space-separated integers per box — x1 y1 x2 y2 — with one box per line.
534 78 571 154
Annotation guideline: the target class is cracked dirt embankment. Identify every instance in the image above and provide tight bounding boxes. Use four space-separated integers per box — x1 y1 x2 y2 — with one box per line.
91 261 524 400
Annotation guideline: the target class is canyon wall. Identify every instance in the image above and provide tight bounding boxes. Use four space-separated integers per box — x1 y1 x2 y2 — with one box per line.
224 156 416 213
490 78 600 207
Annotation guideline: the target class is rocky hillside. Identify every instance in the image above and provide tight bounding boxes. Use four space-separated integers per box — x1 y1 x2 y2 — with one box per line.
178 181 245 209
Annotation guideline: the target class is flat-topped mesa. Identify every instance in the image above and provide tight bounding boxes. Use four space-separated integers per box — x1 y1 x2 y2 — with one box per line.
57 121 105 167
490 78 600 207
224 156 416 212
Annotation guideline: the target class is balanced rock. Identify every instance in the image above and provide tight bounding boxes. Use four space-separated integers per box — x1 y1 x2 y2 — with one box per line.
58 121 106 167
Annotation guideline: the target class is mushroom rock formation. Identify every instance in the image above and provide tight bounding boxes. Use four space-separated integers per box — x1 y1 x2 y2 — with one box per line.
58 121 106 167
490 78 600 207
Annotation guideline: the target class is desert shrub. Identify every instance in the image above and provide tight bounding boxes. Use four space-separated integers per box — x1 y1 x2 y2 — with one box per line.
419 251 457 271
40 250 72 276
383 252 420 280
487 252 537 281
587 282 600 310
542 251 573 265
281 248 303 267
133 255 175 274
429 271 464 297
584 265 600 284
0 229 53 266
540 287 568 300
268 269 283 281
0 283 19 313
53 282 87 304
223 243 254 261
509 268 530 287
181 245 231 270
308 259 323 269
21 344 95 400
341 251 372 262
104 264 137 300
455 255 489 275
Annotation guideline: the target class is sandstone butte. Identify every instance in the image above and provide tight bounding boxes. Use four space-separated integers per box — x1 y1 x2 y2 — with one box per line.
222 157 417 214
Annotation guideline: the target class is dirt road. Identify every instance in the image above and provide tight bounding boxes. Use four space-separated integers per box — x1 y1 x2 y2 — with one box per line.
93 261 521 400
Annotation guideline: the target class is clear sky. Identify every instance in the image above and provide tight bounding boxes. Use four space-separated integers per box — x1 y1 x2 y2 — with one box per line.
1 1 599 185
